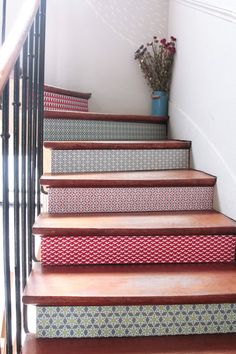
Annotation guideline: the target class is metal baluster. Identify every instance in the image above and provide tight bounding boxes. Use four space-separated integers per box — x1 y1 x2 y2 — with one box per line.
1 0 13 352
37 0 46 215
27 26 34 274
13 58 22 354
31 12 40 262
21 39 28 291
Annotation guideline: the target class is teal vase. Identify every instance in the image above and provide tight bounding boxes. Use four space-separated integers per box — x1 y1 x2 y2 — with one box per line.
151 91 168 116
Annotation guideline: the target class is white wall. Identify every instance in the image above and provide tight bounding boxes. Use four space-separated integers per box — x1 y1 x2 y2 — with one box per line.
168 0 236 219
0 0 24 42
45 0 169 114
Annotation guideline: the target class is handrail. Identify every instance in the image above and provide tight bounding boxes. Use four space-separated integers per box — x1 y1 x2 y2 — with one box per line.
0 0 40 95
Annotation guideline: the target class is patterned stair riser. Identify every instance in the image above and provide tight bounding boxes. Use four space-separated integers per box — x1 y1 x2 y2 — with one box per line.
37 304 236 338
44 119 167 141
44 92 88 112
48 186 214 213
51 149 189 173
41 235 236 265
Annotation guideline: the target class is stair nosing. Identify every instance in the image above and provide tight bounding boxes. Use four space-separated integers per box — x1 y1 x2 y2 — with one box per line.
44 110 169 124
44 139 191 150
40 169 216 188
32 211 236 237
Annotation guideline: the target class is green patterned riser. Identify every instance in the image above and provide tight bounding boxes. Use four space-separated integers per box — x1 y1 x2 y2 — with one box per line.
51 149 189 173
44 119 167 141
37 304 236 338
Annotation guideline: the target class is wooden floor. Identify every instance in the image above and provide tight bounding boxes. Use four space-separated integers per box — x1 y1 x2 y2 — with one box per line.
22 333 236 354
32 210 236 236
23 263 236 306
40 169 216 188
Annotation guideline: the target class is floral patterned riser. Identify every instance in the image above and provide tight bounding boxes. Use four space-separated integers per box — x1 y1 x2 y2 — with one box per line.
48 186 213 213
37 304 236 338
51 149 189 173
41 235 236 265
44 119 167 141
44 91 88 112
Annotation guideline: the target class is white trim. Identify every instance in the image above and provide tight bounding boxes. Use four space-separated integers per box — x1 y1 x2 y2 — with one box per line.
174 0 236 23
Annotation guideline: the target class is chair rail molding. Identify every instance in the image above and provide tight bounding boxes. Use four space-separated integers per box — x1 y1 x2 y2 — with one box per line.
174 0 236 23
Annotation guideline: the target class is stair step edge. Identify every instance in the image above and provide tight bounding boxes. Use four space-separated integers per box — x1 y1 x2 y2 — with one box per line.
40 169 216 187
44 140 191 150
44 110 169 124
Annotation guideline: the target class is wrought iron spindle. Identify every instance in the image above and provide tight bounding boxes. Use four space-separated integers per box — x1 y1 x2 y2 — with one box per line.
13 58 22 354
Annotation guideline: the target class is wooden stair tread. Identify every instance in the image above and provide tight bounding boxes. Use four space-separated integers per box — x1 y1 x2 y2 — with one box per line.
33 211 236 236
44 109 169 124
44 139 191 150
22 333 236 354
23 263 236 305
40 169 216 188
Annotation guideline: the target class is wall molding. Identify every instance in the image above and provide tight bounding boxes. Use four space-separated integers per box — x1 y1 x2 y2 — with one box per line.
175 0 236 23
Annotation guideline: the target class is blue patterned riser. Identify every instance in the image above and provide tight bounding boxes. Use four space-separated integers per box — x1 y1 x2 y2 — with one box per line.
37 304 236 338
51 149 189 173
44 119 167 141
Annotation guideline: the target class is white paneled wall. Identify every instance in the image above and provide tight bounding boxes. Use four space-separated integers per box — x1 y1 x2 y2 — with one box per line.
168 0 236 218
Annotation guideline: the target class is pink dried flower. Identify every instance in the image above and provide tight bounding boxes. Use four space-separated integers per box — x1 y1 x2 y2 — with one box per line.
134 36 177 92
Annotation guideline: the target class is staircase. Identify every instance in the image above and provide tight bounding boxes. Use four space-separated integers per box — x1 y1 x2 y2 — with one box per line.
22 87 236 353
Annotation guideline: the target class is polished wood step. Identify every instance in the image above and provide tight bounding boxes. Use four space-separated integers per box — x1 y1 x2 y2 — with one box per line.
33 211 236 236
23 263 236 306
40 169 216 188
22 333 236 354
44 139 191 150
44 110 169 124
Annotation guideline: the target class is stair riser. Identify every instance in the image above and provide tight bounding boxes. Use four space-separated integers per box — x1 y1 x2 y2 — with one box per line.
41 235 236 265
44 92 89 112
44 119 167 141
48 187 213 213
51 149 189 173
37 303 236 338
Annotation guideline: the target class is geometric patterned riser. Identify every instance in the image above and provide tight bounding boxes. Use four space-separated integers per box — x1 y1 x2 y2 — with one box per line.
51 149 189 173
44 92 89 112
36 304 236 338
48 186 214 213
44 119 167 141
41 235 236 265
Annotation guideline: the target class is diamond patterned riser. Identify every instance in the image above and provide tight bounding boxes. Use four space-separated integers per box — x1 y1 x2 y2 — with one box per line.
40 235 236 265
36 303 236 338
44 92 89 112
51 149 189 173
48 186 213 213
44 119 167 141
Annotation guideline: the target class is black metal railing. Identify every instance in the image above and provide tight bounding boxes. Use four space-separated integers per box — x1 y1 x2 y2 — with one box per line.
0 0 46 353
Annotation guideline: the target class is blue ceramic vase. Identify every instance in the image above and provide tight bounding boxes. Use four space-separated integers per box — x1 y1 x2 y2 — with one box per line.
151 91 168 116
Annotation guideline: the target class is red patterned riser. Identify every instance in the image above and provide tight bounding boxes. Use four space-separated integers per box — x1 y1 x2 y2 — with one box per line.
48 187 214 213
44 91 88 112
41 235 236 265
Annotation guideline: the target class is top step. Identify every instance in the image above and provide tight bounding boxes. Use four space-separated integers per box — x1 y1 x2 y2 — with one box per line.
44 110 169 124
